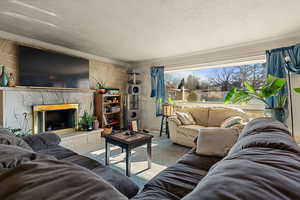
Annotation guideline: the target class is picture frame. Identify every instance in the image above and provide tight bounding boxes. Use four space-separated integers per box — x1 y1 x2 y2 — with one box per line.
131 120 138 132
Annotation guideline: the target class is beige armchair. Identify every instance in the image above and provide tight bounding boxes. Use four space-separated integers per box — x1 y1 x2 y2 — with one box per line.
168 107 248 147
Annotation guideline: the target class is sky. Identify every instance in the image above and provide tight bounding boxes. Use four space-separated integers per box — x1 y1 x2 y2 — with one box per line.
166 66 237 83
165 63 266 85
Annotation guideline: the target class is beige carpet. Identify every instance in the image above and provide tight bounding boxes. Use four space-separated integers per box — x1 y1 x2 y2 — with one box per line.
85 132 190 188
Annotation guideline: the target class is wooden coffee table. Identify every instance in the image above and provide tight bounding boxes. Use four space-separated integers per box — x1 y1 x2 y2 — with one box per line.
104 131 153 177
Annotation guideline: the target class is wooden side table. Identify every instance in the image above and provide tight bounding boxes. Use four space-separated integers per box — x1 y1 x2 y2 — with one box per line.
104 132 153 177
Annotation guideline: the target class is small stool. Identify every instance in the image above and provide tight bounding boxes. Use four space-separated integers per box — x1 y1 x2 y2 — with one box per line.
160 115 170 138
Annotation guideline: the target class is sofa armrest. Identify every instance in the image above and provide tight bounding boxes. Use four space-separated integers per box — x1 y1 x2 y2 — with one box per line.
22 132 61 151
168 116 182 126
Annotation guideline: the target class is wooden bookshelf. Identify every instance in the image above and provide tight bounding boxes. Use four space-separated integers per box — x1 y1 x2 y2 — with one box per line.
95 93 122 130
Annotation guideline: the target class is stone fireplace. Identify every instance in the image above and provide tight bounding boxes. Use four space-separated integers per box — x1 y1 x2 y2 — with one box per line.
33 104 79 134
0 87 94 134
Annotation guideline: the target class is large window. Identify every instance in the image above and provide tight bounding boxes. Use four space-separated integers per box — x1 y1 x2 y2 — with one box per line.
165 63 266 104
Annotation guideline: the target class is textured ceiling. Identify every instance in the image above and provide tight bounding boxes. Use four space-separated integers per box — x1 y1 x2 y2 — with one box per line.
0 0 300 62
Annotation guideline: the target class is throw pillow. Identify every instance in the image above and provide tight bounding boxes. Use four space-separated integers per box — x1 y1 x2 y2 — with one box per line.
176 111 196 125
196 128 239 157
221 116 243 128
0 131 32 151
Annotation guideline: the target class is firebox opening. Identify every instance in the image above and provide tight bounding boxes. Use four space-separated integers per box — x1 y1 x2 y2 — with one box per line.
45 109 76 131
33 104 79 134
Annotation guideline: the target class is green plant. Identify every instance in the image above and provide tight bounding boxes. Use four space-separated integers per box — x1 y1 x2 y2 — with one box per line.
9 128 31 137
96 81 106 89
168 98 176 105
294 88 300 93
79 111 93 128
275 94 287 108
224 75 287 108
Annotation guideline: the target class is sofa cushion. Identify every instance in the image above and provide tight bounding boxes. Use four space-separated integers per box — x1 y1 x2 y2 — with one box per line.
189 107 209 126
179 107 209 126
132 150 222 200
60 153 139 198
133 162 207 200
176 111 196 125
0 146 127 200
0 144 54 170
92 165 139 198
208 107 246 127
220 116 243 128
182 118 300 200
0 131 32 151
196 128 239 156
37 145 77 160
23 133 61 151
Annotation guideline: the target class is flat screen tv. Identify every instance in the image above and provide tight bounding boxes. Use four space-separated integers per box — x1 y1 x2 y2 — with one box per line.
19 46 89 89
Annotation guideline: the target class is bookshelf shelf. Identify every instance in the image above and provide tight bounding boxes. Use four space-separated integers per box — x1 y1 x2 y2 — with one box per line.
95 93 122 130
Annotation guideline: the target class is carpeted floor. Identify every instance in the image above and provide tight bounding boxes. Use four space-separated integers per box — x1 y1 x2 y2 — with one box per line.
85 132 190 188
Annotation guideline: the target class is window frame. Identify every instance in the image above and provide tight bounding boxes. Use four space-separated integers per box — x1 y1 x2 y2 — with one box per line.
164 59 267 110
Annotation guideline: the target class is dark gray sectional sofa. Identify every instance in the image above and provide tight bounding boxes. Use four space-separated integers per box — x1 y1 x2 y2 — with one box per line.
0 130 139 199
133 118 300 200
1 117 300 200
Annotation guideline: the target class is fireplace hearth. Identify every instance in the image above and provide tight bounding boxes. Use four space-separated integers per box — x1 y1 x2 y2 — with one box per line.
33 104 79 134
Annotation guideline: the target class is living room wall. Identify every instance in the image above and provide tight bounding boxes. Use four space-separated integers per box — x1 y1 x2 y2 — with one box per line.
0 38 128 92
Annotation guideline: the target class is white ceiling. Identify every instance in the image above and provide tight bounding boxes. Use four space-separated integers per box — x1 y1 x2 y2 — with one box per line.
0 0 300 63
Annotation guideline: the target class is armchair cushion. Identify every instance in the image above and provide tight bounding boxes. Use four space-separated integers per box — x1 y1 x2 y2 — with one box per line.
196 128 239 156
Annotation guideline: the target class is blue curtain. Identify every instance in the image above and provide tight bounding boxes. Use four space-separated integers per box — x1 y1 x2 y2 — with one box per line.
266 49 287 108
284 44 300 74
266 43 300 108
150 66 165 116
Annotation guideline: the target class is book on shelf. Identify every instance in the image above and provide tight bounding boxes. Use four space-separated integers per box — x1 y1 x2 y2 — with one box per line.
103 114 108 125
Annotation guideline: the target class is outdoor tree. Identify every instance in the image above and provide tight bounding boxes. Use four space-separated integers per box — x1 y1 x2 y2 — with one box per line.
185 75 201 90
210 68 236 91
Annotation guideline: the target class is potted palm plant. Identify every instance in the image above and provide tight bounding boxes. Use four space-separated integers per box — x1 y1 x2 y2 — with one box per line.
224 75 287 122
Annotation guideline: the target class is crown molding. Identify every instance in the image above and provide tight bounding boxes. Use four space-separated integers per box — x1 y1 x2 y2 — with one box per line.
0 30 132 68
131 31 300 70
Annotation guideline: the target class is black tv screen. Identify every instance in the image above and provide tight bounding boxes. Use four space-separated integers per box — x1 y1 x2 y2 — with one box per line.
19 46 89 89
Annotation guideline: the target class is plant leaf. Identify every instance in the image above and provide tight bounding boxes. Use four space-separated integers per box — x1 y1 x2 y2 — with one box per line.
260 76 286 98
244 81 256 93
294 88 300 93
232 90 249 104
224 88 237 104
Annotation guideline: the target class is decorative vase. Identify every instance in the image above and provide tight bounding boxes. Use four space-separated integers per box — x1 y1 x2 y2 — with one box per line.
0 66 9 87
264 108 286 123
93 119 99 130
87 125 93 131
8 73 16 87
98 89 106 94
